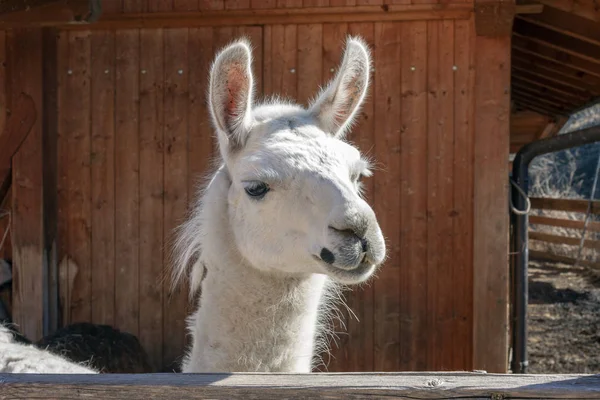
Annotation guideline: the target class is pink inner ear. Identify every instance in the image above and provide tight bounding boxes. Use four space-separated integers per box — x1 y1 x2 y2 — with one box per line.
333 75 363 127
224 62 248 122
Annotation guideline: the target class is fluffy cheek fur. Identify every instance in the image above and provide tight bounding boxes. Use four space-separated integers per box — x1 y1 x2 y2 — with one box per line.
227 187 323 275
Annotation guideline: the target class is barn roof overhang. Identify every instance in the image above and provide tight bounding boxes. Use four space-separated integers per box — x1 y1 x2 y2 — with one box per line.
0 0 100 25
510 0 600 151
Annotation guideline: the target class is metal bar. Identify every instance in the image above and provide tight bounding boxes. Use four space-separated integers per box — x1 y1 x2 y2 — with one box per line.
511 125 600 374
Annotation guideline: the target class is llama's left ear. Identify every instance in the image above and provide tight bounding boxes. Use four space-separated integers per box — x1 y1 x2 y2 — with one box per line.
309 36 371 139
208 38 254 154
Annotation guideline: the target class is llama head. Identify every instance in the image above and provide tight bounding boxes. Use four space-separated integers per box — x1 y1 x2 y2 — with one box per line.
207 36 385 285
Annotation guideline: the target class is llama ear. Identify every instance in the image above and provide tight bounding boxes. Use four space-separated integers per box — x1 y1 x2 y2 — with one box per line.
309 36 371 139
209 38 254 153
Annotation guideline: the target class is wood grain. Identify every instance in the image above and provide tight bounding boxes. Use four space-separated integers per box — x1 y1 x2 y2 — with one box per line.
451 17 474 371
426 19 455 371
90 30 116 327
8 28 45 342
114 29 140 337
0 372 599 399
399 20 428 371
139 27 164 372
472 33 511 373
372 21 401 372
162 27 189 371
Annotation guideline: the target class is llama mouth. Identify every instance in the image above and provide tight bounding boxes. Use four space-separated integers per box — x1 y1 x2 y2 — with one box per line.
312 254 376 283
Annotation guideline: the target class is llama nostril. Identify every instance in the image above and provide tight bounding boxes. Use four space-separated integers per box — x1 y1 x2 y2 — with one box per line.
320 248 336 264
361 238 368 253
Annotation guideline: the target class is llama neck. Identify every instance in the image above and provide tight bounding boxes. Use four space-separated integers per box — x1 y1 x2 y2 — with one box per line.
181 166 332 373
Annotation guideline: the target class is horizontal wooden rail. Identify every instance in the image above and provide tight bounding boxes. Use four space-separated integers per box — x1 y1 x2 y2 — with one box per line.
530 250 600 270
0 372 599 399
530 197 600 215
529 231 600 250
529 215 600 232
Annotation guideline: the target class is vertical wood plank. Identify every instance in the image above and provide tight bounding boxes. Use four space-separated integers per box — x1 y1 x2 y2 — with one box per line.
8 29 44 341
303 0 329 6
296 24 322 105
226 0 251 9
270 25 298 99
123 0 146 12
318 22 348 372
329 0 356 5
115 29 140 337
278 0 303 7
426 19 455 370
263 25 273 96
472 33 510 373
452 17 474 371
372 21 401 372
162 27 189 371
102 0 123 13
90 30 116 327
66 30 92 326
0 32 8 262
399 20 428 371
346 21 376 373
148 0 173 11
199 0 224 9
139 28 164 372
56 31 70 328
173 0 197 10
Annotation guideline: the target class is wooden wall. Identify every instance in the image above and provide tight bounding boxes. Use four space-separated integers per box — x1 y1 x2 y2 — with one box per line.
2 0 511 373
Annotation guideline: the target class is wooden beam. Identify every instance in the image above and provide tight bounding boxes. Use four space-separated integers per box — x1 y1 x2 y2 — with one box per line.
0 0 96 26
473 33 510 373
512 71 591 101
530 250 600 270
512 62 596 93
474 1 516 36
510 95 567 117
512 34 600 78
535 0 600 24
0 93 36 205
512 51 600 89
530 197 600 215
530 215 600 232
513 19 600 65
512 76 585 103
1 372 600 399
510 88 574 111
530 231 600 250
516 6 600 47
13 4 476 30
537 116 567 139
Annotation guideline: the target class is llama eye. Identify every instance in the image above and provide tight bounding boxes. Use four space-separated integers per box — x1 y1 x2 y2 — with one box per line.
244 181 270 199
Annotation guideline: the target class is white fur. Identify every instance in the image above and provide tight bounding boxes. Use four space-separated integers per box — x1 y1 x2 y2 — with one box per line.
173 36 386 373
0 325 97 373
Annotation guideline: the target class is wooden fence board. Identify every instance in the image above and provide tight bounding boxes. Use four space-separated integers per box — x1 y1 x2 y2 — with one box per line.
530 215 600 232
90 30 116 327
296 24 322 105
372 21 401 372
162 27 189 371
530 231 600 250
426 19 456 371
65 30 92 325
114 29 140 337
8 29 45 342
399 20 428 371
139 27 164 372
472 33 511 373
530 197 600 215
1 372 599 399
451 17 474 371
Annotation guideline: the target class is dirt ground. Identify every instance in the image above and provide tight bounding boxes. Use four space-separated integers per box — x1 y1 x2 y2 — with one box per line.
528 260 600 374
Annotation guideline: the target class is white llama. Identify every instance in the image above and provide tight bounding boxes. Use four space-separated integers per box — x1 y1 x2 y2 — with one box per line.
172 35 386 373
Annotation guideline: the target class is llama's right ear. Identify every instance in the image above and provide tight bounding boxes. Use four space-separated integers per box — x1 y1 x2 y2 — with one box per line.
209 39 254 154
309 36 371 139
